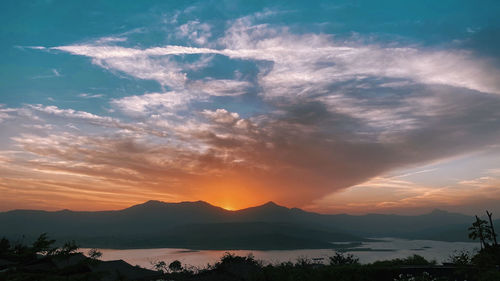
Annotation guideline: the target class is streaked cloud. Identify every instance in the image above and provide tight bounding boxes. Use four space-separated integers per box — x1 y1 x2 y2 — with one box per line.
54 28 500 96
79 93 104 99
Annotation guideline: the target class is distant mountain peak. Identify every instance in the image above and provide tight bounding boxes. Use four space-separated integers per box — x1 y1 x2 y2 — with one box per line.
123 200 166 210
263 201 279 206
259 201 288 209
253 201 291 211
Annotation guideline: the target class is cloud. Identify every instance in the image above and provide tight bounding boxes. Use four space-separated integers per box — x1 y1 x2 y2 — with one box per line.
111 92 189 116
31 68 62 79
53 24 500 99
27 104 169 137
79 93 104 99
3 86 500 210
308 173 500 214
202 109 240 124
188 79 252 96
177 20 212 45
3 14 500 211
95 36 127 44
0 106 13 123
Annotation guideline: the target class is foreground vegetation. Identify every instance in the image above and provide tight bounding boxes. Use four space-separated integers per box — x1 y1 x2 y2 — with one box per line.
1 211 499 281
1 235 499 281
155 249 500 281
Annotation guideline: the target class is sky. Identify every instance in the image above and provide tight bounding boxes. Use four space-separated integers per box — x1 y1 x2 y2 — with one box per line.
1 0 500 214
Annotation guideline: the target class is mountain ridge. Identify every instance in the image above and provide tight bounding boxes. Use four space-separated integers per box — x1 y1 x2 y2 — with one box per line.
0 200 489 249
1 199 468 217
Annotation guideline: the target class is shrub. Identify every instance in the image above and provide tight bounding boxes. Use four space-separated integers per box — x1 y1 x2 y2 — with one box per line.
329 252 360 266
169 260 182 272
448 249 473 265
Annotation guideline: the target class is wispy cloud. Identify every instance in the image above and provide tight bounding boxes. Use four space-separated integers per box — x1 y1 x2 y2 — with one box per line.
111 92 189 116
79 93 104 99
177 20 212 45
309 173 500 214
31 69 62 79
53 26 500 95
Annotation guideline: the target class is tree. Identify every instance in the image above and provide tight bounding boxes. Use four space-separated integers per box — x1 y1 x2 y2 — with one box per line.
486 210 498 246
448 249 472 265
55 240 79 256
32 233 56 255
329 252 359 266
0 237 10 255
87 248 102 260
168 260 182 272
153 260 167 272
469 215 493 249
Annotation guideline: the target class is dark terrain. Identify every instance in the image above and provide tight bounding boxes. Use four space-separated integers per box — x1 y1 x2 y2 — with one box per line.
0 200 492 249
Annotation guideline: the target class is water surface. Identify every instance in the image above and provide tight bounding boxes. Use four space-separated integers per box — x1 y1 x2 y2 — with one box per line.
82 238 479 270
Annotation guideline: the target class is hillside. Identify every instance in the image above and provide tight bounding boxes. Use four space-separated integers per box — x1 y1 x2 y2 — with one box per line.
0 200 485 249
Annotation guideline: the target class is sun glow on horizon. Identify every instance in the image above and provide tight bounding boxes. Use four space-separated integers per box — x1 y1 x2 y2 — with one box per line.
221 205 236 211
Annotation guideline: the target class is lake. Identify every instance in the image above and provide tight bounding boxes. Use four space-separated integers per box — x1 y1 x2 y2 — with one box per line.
82 238 479 270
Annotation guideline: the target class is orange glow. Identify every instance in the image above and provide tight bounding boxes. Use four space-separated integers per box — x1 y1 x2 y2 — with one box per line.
193 175 273 211
221 205 235 211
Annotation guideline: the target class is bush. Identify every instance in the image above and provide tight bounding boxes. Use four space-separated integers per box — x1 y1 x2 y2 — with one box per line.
329 252 360 266
169 260 182 272
372 255 436 267
472 244 500 268
448 249 473 265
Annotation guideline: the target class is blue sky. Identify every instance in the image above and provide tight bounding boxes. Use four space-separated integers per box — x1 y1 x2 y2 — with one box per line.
1 0 500 214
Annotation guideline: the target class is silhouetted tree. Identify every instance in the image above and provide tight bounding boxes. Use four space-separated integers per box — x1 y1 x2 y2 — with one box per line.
486 210 498 246
32 233 56 255
88 248 102 260
0 237 10 254
469 215 493 249
448 249 473 265
153 260 167 272
329 252 359 266
169 260 182 272
55 240 79 256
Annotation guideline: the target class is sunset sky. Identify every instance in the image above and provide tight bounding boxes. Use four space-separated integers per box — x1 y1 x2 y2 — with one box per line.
1 0 500 214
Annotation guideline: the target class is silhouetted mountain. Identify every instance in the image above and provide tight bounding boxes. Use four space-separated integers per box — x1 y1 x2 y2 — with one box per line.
0 201 484 249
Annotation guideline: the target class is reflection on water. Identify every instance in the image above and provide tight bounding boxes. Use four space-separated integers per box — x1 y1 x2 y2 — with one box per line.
82 238 479 270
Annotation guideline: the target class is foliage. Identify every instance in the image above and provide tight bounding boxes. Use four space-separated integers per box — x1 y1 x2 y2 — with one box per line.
468 216 494 249
393 272 439 281
447 249 473 265
466 211 500 270
471 244 500 268
169 260 183 272
88 248 102 260
154 260 168 272
216 252 261 268
485 210 498 246
295 255 312 267
2 214 500 281
0 237 11 254
475 269 500 281
55 240 80 256
372 254 436 267
31 233 57 255
0 235 104 281
329 252 360 266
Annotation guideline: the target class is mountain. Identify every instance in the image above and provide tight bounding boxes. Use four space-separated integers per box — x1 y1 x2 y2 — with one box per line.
0 201 485 249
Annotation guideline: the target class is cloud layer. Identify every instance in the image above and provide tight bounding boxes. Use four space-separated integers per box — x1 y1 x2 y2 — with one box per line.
2 11 500 212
